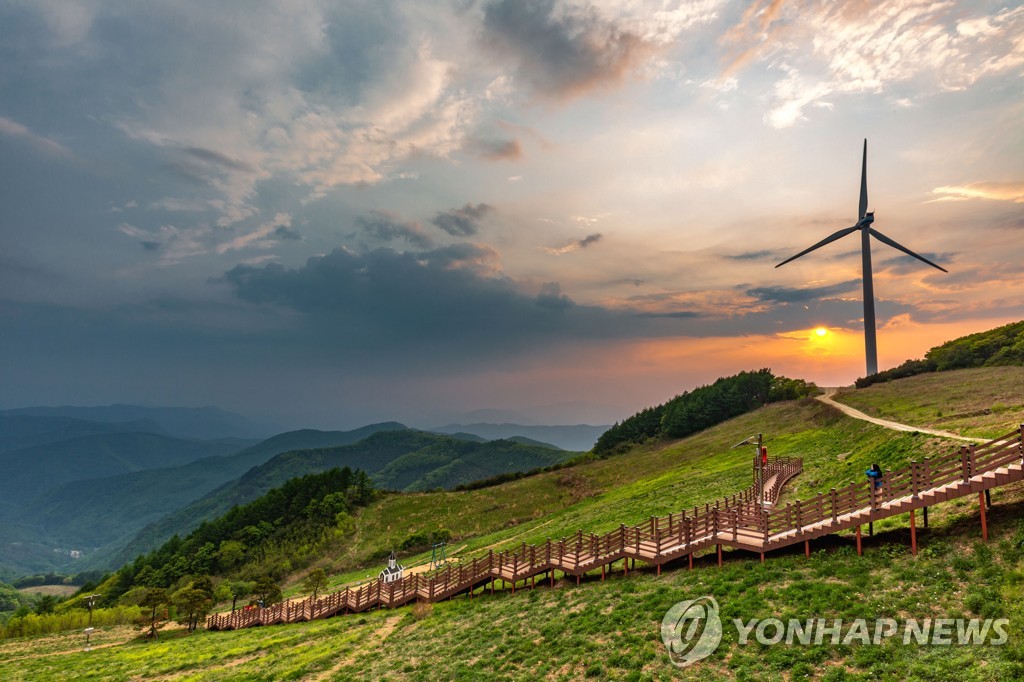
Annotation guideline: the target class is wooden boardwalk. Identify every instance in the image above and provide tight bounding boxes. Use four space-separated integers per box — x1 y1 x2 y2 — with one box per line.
207 427 1023 631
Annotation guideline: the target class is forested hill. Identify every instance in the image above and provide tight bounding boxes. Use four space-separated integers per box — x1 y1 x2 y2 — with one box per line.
102 467 376 604
106 430 576 569
857 319 1024 387
594 369 816 454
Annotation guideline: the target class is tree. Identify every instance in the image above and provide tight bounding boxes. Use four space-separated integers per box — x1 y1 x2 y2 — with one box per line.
172 587 211 633
33 594 59 615
226 580 254 613
302 569 328 601
140 588 168 638
252 576 282 607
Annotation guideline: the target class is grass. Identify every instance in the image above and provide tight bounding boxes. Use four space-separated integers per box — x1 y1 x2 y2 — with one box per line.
4 493 1024 680
7 370 1024 678
832 367 1024 439
295 398 961 593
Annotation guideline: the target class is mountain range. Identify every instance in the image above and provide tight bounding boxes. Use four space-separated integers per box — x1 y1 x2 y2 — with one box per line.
0 407 589 578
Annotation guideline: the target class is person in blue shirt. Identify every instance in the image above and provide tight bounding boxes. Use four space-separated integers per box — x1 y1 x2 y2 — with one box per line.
866 463 884 488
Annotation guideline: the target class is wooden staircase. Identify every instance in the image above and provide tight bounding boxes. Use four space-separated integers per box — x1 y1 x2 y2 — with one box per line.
207 426 1023 631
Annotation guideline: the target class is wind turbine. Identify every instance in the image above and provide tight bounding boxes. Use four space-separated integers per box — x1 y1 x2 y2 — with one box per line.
776 140 947 377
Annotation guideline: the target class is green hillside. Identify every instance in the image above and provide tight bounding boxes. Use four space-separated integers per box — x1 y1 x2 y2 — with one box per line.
17 426 402 549
857 319 1024 387
65 423 410 572
3 370 1022 679
102 430 577 571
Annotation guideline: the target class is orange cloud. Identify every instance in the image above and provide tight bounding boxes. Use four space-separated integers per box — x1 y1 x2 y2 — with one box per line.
928 182 1024 203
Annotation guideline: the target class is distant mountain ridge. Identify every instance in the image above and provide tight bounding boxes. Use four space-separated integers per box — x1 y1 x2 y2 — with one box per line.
101 429 576 570
0 432 255 507
429 423 608 451
0 415 165 453
24 423 409 572
0 404 267 440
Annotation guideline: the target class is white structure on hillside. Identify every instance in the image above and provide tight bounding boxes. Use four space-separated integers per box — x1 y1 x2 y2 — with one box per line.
379 551 404 583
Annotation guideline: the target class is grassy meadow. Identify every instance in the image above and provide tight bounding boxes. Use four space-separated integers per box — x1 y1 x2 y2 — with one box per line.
4 370 1024 679
832 367 1024 439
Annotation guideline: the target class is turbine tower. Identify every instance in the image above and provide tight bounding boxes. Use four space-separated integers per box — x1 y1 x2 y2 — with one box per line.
776 140 947 377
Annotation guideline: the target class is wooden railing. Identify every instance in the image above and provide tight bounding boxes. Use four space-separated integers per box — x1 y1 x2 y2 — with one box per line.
208 427 1023 631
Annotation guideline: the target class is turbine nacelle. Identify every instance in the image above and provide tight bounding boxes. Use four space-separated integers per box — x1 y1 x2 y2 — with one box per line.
859 211 875 226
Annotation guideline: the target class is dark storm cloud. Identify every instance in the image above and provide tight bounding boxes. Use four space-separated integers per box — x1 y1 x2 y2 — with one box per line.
430 203 494 237
356 210 434 249
745 279 860 304
220 245 655 351
481 0 652 100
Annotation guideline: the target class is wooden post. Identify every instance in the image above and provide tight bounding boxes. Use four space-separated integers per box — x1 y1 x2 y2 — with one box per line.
868 521 873 537
717 543 723 567
688 552 693 571
576 574 580 586
910 509 917 556
980 491 988 542
985 489 992 510
804 539 810 558
601 564 605 581
657 563 661 576
856 525 862 556
923 506 929 528
760 552 764 563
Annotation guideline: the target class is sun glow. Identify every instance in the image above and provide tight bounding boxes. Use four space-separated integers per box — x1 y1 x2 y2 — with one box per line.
815 327 828 337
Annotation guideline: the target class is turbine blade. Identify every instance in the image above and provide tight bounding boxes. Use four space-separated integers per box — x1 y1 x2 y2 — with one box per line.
868 227 948 273
775 226 859 268
859 139 868 219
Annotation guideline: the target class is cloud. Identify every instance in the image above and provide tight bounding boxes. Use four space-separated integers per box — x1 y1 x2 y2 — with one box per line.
543 233 603 255
928 182 1024 204
219 243 614 350
723 249 780 261
0 116 75 160
356 210 435 249
430 203 495 237
722 2 1024 128
273 226 302 241
467 137 522 161
481 0 656 100
746 279 861 304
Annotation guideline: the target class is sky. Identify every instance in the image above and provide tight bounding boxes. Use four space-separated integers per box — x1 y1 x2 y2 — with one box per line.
1 0 1022 430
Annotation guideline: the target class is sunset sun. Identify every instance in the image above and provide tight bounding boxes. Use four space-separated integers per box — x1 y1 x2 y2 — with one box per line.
815 327 829 338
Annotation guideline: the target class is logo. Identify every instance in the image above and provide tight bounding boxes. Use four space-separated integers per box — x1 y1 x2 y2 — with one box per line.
661 595 723 667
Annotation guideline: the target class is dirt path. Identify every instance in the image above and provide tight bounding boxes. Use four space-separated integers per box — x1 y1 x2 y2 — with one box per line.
817 388 985 443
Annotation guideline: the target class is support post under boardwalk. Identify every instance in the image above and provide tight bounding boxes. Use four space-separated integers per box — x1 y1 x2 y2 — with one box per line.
868 521 873 536
980 492 989 542
910 509 917 556
923 506 928 528
657 563 661 576
760 552 764 563
805 539 810 558
688 553 693 571
601 565 605 581
576 574 580 586
856 526 862 556
717 544 723 567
